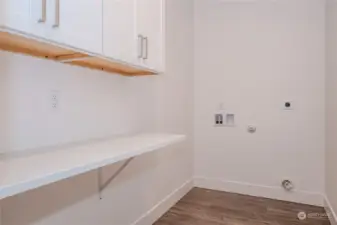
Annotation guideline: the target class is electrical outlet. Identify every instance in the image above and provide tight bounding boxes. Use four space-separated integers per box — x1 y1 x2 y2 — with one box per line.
51 90 59 110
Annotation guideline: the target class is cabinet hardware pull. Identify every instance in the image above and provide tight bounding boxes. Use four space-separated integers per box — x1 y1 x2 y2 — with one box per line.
138 35 143 59
143 37 148 60
38 0 47 23
53 0 60 28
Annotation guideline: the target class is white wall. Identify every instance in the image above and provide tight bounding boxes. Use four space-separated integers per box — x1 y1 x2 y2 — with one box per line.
326 0 337 220
194 0 325 205
0 0 194 224
0 52 155 153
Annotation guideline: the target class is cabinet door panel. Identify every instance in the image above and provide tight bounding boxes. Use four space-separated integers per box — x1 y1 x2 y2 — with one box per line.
47 0 102 53
0 0 47 38
103 0 138 64
137 0 164 71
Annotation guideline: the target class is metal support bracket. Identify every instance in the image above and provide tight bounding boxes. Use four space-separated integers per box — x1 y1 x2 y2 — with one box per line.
98 157 134 200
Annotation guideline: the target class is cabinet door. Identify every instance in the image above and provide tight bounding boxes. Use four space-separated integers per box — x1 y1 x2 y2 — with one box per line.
103 0 139 65
137 0 164 72
46 0 102 54
0 0 47 38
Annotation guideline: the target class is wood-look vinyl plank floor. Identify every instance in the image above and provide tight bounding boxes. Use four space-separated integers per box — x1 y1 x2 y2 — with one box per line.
154 188 330 225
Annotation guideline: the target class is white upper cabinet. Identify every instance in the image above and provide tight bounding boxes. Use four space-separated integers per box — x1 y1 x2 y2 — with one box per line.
103 0 165 72
46 0 103 54
137 0 165 72
103 0 138 64
0 0 102 54
0 0 48 38
1 0 164 74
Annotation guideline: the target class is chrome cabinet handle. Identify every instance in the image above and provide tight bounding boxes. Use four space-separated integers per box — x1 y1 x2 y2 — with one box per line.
38 0 47 23
143 37 148 60
138 34 143 59
53 0 60 28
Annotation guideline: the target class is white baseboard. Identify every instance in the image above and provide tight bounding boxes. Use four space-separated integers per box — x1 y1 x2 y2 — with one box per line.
130 177 325 225
131 178 193 225
324 195 337 225
194 177 324 206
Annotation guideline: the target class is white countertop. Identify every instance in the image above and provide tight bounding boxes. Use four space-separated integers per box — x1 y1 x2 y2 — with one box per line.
0 133 185 200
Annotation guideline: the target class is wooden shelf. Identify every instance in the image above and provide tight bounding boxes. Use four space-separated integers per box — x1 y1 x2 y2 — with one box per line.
64 56 155 76
0 30 157 76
